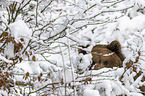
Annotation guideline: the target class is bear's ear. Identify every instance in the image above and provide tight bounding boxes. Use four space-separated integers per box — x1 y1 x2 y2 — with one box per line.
107 40 125 61
107 40 121 53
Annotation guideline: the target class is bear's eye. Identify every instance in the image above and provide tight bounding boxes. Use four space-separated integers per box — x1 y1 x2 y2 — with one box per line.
103 61 108 65
92 61 95 65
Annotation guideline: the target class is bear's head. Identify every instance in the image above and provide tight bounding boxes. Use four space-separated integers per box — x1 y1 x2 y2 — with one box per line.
89 40 125 70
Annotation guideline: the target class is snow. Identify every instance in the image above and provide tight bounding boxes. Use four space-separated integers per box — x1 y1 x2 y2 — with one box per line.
84 88 100 96
9 16 32 42
0 0 145 95
61 69 77 83
4 42 14 58
0 54 13 63
118 16 130 32
0 90 8 96
130 15 145 31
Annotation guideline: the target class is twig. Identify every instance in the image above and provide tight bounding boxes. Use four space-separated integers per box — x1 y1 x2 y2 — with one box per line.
40 0 54 13
59 44 67 96
36 0 39 27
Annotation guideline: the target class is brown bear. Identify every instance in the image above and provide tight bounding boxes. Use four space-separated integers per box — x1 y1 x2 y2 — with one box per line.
89 40 125 70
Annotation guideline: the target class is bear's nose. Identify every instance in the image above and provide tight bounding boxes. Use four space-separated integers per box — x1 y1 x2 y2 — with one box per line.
98 55 102 64
99 59 101 64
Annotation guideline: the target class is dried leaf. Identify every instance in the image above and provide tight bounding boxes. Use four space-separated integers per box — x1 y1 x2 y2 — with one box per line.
14 42 23 53
0 38 4 43
2 31 8 37
6 36 14 43
133 66 137 72
32 86 34 90
85 77 92 82
138 51 141 56
19 57 23 62
38 76 41 81
126 61 133 69
32 55 36 61
40 73 43 77
134 56 139 63
25 72 29 80
25 51 29 56
47 73 50 77
68 83 71 87
61 78 64 85
0 48 4 53
26 72 29 77
19 42 23 48
20 38 24 42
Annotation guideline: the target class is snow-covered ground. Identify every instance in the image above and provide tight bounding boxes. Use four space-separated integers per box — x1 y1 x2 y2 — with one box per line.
0 0 145 96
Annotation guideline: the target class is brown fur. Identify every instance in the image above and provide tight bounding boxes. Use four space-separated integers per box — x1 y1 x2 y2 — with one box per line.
89 40 125 70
